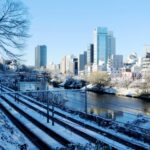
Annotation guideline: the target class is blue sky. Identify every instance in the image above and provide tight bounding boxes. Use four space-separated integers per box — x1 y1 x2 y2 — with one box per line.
22 0 150 65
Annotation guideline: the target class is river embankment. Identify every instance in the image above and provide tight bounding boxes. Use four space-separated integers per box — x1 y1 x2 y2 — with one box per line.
56 78 150 100
86 85 150 100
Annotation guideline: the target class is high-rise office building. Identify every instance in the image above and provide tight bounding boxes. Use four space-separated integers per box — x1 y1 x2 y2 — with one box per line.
107 31 116 59
78 51 87 72
60 56 66 74
65 55 74 74
35 45 47 68
84 51 87 66
141 46 150 77
60 55 77 75
72 58 78 75
107 55 123 71
78 53 85 71
87 44 94 65
93 27 115 70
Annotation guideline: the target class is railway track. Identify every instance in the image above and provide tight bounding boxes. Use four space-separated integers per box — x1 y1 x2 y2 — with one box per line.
1 86 149 150
15 93 150 143
0 94 75 149
1 94 118 149
0 102 52 150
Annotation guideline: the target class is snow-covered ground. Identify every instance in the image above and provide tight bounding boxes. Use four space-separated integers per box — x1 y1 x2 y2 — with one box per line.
103 86 142 97
3 88 150 149
0 109 37 150
1 94 92 146
0 91 134 150
87 85 142 97
1 85 150 149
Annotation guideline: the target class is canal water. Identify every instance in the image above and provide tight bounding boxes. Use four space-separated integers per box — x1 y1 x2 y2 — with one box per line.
19 82 150 123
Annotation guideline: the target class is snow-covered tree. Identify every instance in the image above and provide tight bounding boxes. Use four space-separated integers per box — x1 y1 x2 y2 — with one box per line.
87 71 110 86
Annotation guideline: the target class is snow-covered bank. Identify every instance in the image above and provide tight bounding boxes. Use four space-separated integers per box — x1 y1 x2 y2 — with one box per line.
103 86 141 97
60 80 149 99
86 85 150 99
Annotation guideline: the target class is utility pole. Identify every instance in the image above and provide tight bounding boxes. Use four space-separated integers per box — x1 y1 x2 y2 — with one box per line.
0 80 1 91
15 92 17 102
85 82 87 114
47 91 49 123
52 94 55 126
0 80 2 98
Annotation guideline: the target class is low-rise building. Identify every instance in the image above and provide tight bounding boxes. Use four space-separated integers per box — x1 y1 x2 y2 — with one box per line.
141 46 150 78
107 54 123 77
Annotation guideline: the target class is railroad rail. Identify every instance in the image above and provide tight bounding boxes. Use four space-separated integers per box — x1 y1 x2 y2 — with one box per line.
0 102 52 150
0 96 74 149
1 86 149 150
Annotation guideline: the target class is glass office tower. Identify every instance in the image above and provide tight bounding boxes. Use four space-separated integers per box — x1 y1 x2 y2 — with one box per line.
87 44 94 65
35 45 47 68
94 27 115 69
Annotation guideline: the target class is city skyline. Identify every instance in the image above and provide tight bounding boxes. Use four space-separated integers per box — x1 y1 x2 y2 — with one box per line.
22 0 150 65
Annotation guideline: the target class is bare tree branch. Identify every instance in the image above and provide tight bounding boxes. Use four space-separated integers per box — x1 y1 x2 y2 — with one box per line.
0 0 30 60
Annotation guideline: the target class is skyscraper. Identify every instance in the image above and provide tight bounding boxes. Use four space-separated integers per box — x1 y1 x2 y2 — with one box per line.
35 45 47 68
78 51 87 72
107 31 116 59
65 55 74 74
84 51 87 66
93 27 115 70
78 53 85 71
107 55 123 71
60 55 77 75
141 46 150 77
60 56 66 74
87 44 94 65
73 58 78 75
